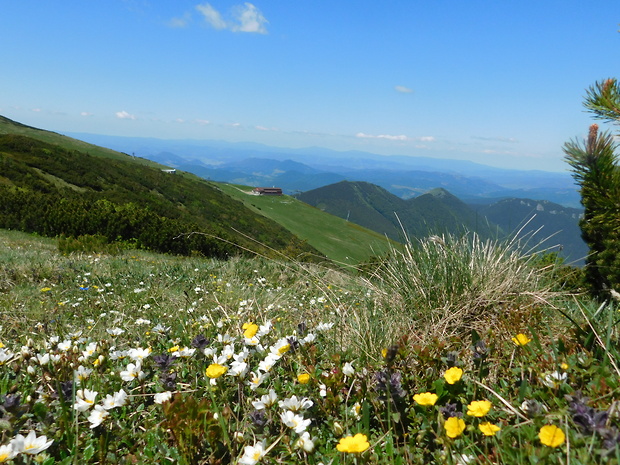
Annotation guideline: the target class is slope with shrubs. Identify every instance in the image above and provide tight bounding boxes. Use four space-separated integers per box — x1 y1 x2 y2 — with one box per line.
0 133 321 260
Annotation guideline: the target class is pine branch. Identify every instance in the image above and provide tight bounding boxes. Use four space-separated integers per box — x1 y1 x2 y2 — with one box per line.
584 79 620 124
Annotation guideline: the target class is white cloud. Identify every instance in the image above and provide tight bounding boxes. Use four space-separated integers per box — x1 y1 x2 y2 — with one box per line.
80 112 94 117
115 111 136 120
472 136 518 143
31 108 42 112
255 125 278 131
196 3 227 30
195 119 210 125
356 132 409 141
196 2 267 34
395 85 413 93
233 3 268 33
419 136 435 142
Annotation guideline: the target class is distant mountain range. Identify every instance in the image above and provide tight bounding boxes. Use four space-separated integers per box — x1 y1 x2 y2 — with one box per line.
66 132 582 208
296 181 587 265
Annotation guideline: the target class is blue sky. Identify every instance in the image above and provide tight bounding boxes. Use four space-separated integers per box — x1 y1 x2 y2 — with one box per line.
2 1 619 171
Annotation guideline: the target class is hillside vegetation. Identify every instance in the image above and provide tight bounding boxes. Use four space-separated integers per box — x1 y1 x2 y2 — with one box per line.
216 183 395 265
0 132 320 260
0 227 616 464
296 181 498 242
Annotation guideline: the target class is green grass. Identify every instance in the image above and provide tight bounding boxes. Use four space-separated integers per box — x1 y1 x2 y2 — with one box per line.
216 183 396 265
1 229 620 465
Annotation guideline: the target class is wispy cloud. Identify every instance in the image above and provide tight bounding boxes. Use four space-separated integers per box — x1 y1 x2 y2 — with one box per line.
472 136 518 143
356 132 408 141
196 4 227 29
255 125 279 131
195 119 210 125
115 111 137 120
196 2 268 34
394 85 413 94
356 132 435 142
80 112 94 117
168 13 192 28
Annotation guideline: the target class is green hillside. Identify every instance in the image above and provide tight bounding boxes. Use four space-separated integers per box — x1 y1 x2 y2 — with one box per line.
216 183 396 265
0 129 321 261
296 181 498 242
0 115 157 164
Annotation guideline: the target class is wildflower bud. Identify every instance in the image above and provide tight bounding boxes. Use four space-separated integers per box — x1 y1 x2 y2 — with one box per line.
234 432 245 444
27 338 34 348
27 366 36 375
333 421 343 436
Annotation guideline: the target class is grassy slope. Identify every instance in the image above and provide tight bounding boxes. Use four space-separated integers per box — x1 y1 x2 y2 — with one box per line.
217 183 395 265
0 116 152 163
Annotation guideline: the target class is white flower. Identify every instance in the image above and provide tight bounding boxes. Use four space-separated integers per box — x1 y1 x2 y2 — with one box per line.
319 384 327 397
342 362 355 376
174 347 196 358
228 360 248 377
74 388 98 412
127 347 151 361
10 430 54 455
295 431 316 453
154 391 173 404
36 353 50 365
75 365 93 382
106 327 125 336
350 402 362 420
280 410 311 434
57 340 72 351
0 443 17 461
315 322 334 332
252 389 278 410
102 389 128 410
239 441 266 465
258 354 279 373
120 362 145 382
0 348 14 365
278 395 313 412
543 371 568 388
247 371 269 390
88 405 109 428
82 342 98 359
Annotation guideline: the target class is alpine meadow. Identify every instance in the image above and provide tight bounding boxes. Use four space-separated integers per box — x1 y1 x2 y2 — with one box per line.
3 76 620 465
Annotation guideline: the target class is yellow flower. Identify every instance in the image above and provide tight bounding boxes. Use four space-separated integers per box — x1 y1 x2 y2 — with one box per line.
381 348 388 358
168 345 179 353
40 287 52 292
413 392 438 406
560 362 569 370
205 363 228 379
444 417 466 438
444 367 463 384
479 422 501 436
512 333 531 346
243 322 259 339
297 373 311 384
336 433 370 453
467 400 492 417
278 344 291 356
539 424 565 447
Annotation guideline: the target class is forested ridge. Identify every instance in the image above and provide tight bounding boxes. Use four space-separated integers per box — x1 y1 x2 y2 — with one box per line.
0 134 320 260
